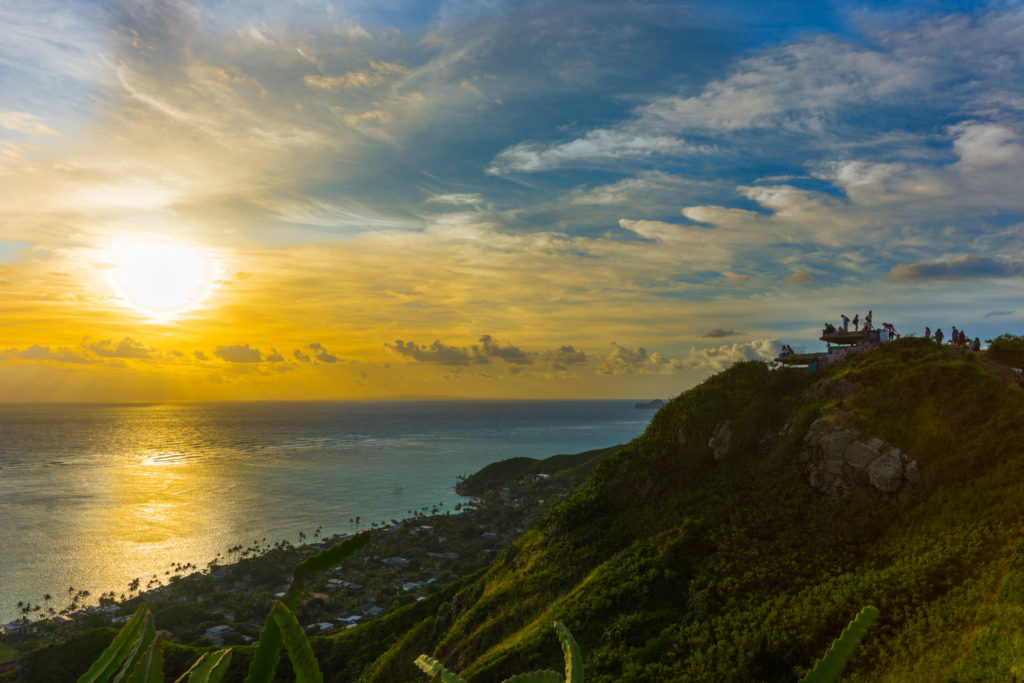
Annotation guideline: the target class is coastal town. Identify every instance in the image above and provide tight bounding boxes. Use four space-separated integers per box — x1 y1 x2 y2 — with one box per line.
0 462 581 673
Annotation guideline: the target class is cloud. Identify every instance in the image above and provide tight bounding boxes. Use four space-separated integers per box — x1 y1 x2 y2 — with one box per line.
681 205 761 228
600 344 649 374
478 335 531 365
571 172 712 206
303 61 408 91
884 255 1024 281
214 344 263 363
782 271 813 286
545 345 588 370
386 339 479 365
193 351 209 361
984 310 1014 318
0 112 60 137
702 328 741 338
293 349 311 362
679 339 782 372
265 348 285 362
3 344 88 363
618 219 703 243
489 129 690 174
86 337 153 359
386 335 533 366
952 122 1024 168
426 193 481 205
307 342 339 363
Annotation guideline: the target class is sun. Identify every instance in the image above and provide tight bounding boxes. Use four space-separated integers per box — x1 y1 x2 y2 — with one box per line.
108 238 218 321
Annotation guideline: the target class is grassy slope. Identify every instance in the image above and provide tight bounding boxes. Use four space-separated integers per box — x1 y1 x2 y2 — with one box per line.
17 340 1023 681
457 445 622 497
362 339 1024 681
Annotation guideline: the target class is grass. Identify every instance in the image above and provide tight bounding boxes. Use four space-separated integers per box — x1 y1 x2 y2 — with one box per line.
14 338 1024 681
357 341 1024 681
0 640 18 665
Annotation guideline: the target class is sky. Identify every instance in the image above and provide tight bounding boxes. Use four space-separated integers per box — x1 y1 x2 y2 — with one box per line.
1 0 1022 401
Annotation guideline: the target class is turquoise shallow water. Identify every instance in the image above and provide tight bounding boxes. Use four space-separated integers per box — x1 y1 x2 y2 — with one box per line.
0 400 653 624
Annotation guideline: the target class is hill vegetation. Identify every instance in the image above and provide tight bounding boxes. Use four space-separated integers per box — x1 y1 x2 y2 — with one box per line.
6 338 1024 681
361 338 1024 681
456 445 620 497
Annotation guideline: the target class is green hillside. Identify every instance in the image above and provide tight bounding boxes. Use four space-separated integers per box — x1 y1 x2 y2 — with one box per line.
11 338 1024 682
358 338 1024 681
456 445 621 497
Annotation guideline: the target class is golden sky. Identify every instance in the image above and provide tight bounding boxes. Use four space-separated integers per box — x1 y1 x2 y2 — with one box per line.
2 1 1022 400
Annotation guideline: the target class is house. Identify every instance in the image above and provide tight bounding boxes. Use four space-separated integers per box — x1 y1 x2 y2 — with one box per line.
357 603 383 617
2 620 30 635
52 615 75 628
203 624 235 645
305 622 336 633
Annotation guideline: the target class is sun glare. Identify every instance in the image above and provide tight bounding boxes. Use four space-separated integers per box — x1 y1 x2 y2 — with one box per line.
108 239 217 321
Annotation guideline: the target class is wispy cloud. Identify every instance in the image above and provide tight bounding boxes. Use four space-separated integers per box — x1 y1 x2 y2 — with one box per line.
304 61 409 90
884 255 1024 281
489 130 692 174
2 2 1023 400
703 328 741 338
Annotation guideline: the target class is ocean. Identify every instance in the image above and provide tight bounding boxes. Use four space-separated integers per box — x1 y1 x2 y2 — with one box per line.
0 400 653 624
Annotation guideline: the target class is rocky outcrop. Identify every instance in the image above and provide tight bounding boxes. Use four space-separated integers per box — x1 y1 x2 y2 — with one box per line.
800 417 919 497
708 421 733 461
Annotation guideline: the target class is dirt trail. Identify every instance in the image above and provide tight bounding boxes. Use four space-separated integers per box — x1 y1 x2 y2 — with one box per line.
976 351 1024 388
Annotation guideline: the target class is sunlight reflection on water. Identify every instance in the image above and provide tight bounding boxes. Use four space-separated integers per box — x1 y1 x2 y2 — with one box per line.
0 401 651 622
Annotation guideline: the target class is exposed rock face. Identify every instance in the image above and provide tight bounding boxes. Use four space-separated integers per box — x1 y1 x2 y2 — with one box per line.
800 417 919 497
708 421 733 461
867 450 904 493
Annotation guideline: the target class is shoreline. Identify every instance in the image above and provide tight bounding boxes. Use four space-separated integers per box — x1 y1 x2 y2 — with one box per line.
1 444 616 660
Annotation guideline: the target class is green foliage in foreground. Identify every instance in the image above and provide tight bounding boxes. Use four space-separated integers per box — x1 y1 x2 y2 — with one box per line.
414 621 581 683
80 604 875 683
73 533 369 683
801 606 879 683
412 612 873 683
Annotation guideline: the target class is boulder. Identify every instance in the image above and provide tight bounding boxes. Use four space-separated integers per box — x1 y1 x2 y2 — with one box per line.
842 440 883 471
867 451 904 493
800 415 919 497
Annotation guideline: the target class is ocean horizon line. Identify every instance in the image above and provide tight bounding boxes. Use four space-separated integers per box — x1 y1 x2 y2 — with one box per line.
0 397 664 405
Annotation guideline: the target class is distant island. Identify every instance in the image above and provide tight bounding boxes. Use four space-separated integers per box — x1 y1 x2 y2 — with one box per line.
633 398 665 409
5 334 1024 681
